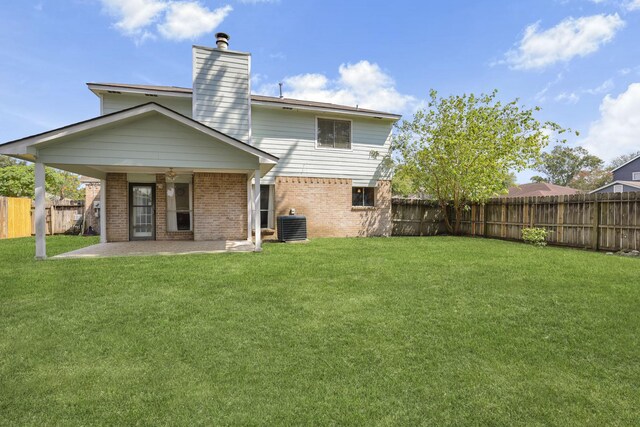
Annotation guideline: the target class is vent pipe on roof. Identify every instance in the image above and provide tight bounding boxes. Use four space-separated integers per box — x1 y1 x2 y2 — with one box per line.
215 32 229 50
278 82 283 99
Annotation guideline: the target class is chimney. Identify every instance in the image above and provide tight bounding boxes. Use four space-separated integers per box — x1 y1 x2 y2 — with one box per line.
193 33 251 142
215 32 229 50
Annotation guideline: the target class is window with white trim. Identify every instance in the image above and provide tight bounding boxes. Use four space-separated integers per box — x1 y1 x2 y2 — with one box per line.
317 118 351 149
352 187 375 207
166 178 193 231
259 185 275 229
632 172 640 181
613 184 623 193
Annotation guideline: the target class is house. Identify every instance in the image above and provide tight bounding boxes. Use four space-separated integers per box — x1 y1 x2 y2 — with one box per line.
0 33 399 259
505 182 581 198
591 154 640 193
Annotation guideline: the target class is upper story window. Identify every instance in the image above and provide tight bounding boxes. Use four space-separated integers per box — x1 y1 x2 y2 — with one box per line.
613 184 623 193
632 172 640 181
317 118 351 149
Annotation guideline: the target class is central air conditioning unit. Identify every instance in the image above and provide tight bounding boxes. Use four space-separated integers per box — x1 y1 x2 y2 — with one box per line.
277 215 307 242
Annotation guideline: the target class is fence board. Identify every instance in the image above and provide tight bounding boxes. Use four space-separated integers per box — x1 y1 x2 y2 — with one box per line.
0 197 7 239
392 192 640 252
0 197 32 239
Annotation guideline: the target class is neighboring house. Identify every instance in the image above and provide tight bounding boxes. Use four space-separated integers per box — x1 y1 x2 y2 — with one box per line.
0 34 399 258
591 154 640 194
505 182 581 198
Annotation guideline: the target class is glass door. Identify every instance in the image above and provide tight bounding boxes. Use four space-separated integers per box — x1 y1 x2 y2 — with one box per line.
129 184 155 240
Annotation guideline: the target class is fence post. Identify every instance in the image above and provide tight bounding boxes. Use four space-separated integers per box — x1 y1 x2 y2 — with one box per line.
50 205 56 235
419 204 424 237
501 199 507 238
557 195 565 244
470 204 476 236
483 203 488 237
591 196 600 251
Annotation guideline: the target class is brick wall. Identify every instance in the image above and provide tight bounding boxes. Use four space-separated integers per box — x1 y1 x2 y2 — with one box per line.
274 177 391 237
83 182 101 234
155 174 194 241
193 172 247 241
105 173 128 242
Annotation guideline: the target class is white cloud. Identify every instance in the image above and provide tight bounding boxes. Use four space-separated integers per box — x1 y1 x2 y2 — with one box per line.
584 78 614 94
626 0 640 10
256 61 416 114
505 14 625 70
101 0 166 36
554 92 580 103
158 3 232 40
100 0 232 42
582 83 640 160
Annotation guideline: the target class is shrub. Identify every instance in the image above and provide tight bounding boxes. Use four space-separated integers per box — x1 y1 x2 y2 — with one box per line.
522 227 548 247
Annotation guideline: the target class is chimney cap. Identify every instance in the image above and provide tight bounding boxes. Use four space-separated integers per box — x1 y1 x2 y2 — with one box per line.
215 32 230 49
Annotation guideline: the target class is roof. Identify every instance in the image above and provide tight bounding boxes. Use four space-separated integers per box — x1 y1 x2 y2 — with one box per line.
0 102 279 164
611 154 640 172
87 82 402 120
79 175 100 183
506 182 581 197
590 180 640 193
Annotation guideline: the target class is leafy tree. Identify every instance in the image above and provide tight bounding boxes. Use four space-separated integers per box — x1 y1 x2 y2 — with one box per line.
608 151 640 170
392 89 571 234
534 146 602 186
391 165 415 197
0 155 17 167
0 162 83 199
502 172 518 189
568 169 612 191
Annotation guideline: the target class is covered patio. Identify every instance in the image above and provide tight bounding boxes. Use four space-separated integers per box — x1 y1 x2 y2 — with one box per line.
0 102 278 259
52 240 256 259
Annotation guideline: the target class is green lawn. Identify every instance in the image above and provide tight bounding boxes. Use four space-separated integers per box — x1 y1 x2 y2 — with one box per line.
1 236 639 425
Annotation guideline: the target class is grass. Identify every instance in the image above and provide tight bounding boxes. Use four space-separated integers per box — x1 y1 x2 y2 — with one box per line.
1 236 639 425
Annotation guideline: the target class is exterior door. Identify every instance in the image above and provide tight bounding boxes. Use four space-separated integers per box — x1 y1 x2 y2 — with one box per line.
129 184 155 240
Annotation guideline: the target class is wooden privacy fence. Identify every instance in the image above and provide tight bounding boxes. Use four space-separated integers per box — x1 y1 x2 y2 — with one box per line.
392 192 640 252
30 201 84 236
0 197 84 239
0 197 32 239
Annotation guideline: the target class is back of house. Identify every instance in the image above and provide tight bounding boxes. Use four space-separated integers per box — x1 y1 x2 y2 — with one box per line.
0 33 400 257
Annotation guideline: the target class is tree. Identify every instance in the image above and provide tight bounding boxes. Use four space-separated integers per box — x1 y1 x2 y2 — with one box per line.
0 162 83 199
0 155 17 167
608 151 640 170
534 146 602 186
568 169 612 191
392 89 571 234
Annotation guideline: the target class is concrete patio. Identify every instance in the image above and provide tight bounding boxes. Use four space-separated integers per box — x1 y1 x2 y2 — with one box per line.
53 240 256 259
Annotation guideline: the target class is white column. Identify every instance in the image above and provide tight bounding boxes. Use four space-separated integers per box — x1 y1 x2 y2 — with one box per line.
100 179 107 243
34 162 46 260
253 169 261 252
246 172 253 242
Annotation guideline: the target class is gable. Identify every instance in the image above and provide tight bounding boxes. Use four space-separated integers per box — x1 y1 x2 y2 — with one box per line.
37 112 260 170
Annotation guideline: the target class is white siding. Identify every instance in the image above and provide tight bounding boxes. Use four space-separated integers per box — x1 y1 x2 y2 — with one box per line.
192 46 250 142
37 113 259 170
102 93 192 117
252 107 394 186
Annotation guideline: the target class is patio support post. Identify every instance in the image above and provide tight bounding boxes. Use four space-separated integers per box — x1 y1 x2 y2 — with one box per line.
254 169 261 252
100 179 107 243
247 172 254 242
34 161 46 260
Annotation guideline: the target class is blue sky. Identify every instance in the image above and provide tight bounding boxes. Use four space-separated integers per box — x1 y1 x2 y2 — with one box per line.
2 0 640 182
